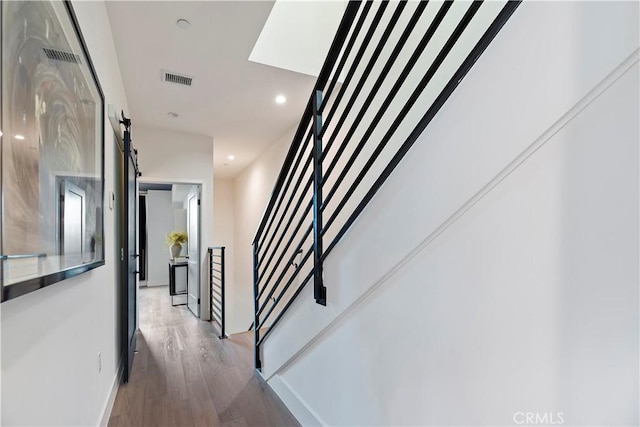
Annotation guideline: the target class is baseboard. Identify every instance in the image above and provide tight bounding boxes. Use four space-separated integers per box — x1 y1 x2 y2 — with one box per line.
268 374 324 426
146 282 168 287
98 362 123 427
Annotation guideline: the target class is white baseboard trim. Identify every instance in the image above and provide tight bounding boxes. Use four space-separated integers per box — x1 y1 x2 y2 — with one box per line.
98 362 122 427
268 374 324 426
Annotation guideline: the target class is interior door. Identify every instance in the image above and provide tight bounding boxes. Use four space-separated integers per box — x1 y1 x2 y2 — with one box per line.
122 123 139 383
187 187 200 317
60 181 86 268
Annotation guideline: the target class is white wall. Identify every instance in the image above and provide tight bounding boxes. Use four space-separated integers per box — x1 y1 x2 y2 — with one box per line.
134 127 214 319
1 1 129 425
260 2 639 426
145 190 173 286
232 128 293 334
173 209 188 257
172 183 191 257
212 178 236 332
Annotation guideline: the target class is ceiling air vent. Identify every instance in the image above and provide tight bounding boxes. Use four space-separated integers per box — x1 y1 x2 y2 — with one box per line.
162 70 193 87
43 48 81 64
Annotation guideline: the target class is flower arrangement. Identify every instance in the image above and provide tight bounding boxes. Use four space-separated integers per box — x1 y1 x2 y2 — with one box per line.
165 231 188 247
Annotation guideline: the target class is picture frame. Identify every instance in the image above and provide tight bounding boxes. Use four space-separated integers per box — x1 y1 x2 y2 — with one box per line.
1 0 106 302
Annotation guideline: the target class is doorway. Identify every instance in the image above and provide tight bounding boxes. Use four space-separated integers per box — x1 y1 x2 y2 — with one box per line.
137 181 202 320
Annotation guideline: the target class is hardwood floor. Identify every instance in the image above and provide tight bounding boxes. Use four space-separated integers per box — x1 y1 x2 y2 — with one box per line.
108 286 299 427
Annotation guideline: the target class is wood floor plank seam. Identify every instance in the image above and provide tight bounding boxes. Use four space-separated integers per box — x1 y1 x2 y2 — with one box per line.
108 286 299 427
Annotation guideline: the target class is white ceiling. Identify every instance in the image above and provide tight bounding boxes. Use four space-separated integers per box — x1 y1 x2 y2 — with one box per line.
105 1 332 178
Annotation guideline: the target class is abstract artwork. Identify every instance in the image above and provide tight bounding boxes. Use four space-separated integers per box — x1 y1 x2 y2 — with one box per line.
1 0 105 301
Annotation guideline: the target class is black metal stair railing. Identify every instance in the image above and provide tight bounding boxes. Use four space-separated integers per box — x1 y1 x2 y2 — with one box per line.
209 246 226 339
251 0 521 370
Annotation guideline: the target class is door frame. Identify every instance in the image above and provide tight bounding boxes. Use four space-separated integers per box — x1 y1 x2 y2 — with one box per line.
138 177 205 318
186 186 201 317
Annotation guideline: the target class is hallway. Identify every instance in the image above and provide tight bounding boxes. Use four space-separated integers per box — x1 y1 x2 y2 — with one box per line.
108 286 299 427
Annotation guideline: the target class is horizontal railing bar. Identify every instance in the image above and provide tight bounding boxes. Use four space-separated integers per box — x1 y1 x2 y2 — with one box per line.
0 253 47 260
256 188 312 283
320 0 406 151
256 181 313 284
257 191 313 294
322 1 480 230
257 129 312 252
256 225 313 316
208 246 225 250
322 0 521 262
258 152 313 264
256 199 313 296
212 308 222 321
320 0 430 170
256 247 314 332
257 263 315 347
211 287 222 298
211 261 222 266
252 1 363 245
319 1 389 143
319 1 373 114
320 0 452 202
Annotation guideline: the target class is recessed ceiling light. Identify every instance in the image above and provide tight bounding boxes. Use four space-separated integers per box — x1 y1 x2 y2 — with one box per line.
168 112 179 118
176 19 191 30
275 95 286 104
14 134 25 140
227 155 235 160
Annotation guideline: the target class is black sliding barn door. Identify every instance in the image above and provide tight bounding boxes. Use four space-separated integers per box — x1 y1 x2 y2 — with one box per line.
121 117 139 383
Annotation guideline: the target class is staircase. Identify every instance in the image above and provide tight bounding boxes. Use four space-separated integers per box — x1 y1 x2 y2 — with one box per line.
252 0 639 425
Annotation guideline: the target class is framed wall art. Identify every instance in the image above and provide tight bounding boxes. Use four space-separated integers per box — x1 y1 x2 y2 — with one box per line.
1 0 105 301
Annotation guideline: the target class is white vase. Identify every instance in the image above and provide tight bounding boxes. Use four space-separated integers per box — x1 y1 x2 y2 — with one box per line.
170 243 182 260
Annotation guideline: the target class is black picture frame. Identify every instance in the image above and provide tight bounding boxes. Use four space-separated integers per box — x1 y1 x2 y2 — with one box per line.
0 0 105 302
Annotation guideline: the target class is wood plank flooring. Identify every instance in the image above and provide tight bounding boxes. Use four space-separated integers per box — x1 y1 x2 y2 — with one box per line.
108 286 299 427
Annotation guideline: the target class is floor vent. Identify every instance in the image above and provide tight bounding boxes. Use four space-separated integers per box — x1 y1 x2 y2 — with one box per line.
43 48 81 64
162 70 193 87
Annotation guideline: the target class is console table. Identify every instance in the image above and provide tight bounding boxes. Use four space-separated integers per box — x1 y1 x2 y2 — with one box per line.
168 260 188 306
